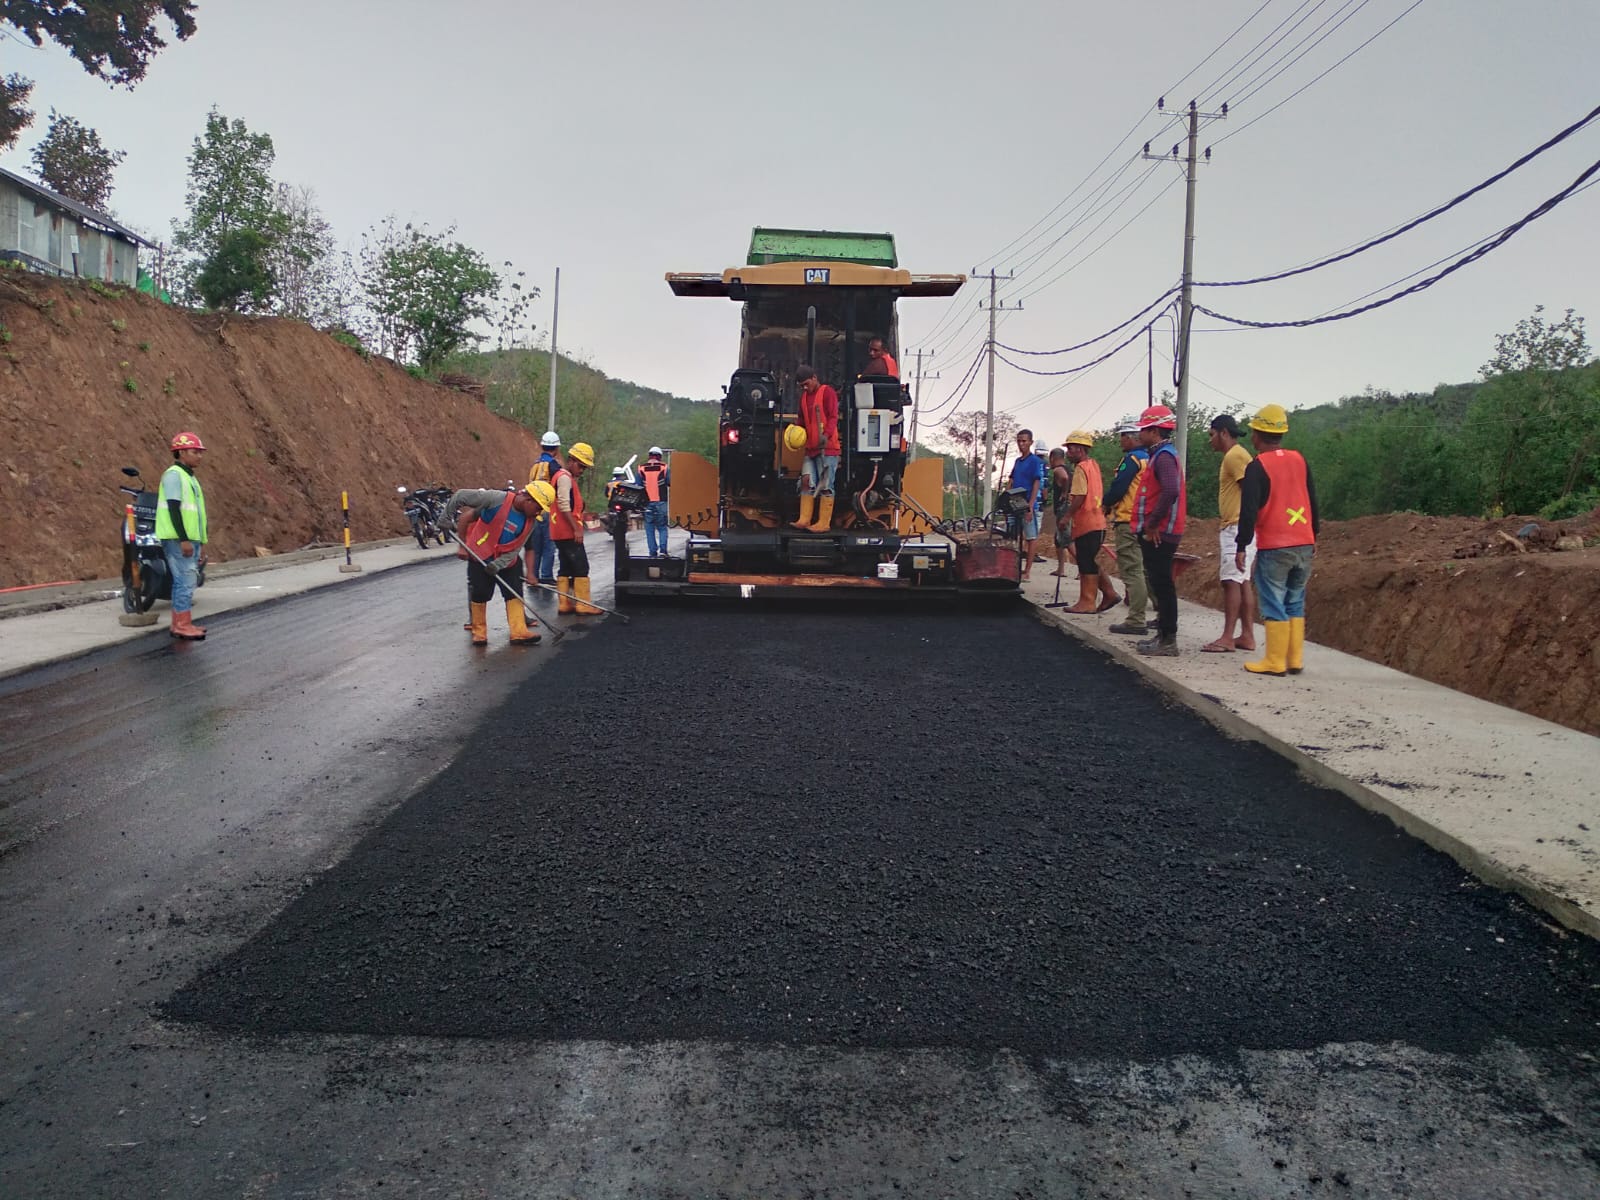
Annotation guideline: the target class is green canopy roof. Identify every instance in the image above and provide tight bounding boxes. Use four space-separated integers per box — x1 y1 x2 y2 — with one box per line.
746 228 897 268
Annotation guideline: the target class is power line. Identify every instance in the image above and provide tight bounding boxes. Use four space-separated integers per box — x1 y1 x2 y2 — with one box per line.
997 287 1179 355
1159 0 1278 101
1012 173 1183 303
1225 0 1373 109
1194 155 1600 329
1201 0 1328 108
1215 0 1427 144
993 311 1172 377
1199 99 1600 286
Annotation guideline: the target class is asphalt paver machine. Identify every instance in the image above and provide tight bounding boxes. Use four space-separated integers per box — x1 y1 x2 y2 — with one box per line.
612 228 1023 600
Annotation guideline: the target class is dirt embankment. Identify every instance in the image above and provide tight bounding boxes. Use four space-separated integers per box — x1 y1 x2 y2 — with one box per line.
1 275 541 585
1164 512 1600 737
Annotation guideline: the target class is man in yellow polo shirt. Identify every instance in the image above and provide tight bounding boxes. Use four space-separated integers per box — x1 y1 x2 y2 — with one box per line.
1202 414 1257 653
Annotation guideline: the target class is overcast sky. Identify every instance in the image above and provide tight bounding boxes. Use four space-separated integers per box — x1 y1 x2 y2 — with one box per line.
5 0 1597 442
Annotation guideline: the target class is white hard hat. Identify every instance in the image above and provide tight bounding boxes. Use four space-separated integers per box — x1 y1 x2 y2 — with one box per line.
612 467 626 477
648 445 663 456
540 430 560 448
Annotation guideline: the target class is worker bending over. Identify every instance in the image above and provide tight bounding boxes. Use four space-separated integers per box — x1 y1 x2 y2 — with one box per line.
445 480 557 646
552 442 601 614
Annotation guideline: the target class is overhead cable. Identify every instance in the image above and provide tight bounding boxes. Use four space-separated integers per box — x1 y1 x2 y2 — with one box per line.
1194 157 1600 329
1199 99 1600 287
996 287 1179 356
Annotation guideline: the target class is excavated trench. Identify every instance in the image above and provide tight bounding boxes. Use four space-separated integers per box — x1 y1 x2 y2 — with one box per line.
165 607 1600 1061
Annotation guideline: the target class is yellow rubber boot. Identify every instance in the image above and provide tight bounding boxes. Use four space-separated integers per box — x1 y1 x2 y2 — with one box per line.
557 576 576 614
574 577 601 615
1244 620 1289 676
1287 617 1306 674
468 601 489 646
506 598 541 644
792 494 814 528
808 495 835 532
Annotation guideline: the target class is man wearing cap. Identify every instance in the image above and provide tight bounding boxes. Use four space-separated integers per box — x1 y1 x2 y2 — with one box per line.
1130 404 1186 656
1203 414 1258 654
552 442 600 614
1060 431 1120 614
1236 405 1319 677
638 446 671 557
445 481 556 646
155 431 210 641
525 431 562 585
1100 420 1150 635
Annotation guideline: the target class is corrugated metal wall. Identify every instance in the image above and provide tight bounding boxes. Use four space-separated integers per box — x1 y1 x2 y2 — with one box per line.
1 178 139 284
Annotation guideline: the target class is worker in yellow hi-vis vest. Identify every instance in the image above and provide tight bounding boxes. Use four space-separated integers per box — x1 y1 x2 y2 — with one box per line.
154 431 209 641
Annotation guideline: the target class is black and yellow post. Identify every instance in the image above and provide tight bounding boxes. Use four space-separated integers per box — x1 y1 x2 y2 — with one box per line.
338 490 363 573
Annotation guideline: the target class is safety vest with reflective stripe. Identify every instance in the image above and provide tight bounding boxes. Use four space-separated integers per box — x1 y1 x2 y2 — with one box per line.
465 493 531 558
1069 458 1107 536
551 468 585 541
1254 448 1315 549
1131 440 1186 536
1109 448 1148 524
153 465 207 543
639 462 668 502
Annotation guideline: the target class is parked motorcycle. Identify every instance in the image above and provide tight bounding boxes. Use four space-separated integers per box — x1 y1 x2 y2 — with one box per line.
118 466 206 613
397 484 452 549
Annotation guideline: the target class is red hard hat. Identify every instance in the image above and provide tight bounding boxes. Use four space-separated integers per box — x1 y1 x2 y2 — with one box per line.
1137 405 1177 431
170 431 206 451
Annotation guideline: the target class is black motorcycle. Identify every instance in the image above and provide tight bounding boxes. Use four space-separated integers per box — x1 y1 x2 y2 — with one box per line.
118 466 206 613
397 484 452 548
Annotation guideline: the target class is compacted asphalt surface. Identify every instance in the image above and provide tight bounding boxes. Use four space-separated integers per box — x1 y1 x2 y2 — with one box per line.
3 544 1598 1198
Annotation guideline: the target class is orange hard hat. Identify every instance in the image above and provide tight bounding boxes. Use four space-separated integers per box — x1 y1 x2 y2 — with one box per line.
170 431 206 451
1137 405 1176 431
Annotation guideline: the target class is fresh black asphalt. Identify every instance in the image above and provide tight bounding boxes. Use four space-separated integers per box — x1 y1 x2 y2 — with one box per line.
164 607 1600 1061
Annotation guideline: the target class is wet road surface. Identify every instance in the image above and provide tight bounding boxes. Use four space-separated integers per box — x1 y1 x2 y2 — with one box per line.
2 537 1598 1198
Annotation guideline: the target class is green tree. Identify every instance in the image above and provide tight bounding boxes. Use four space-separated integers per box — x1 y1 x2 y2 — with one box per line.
362 220 501 370
29 109 125 208
172 108 281 297
194 226 276 313
265 183 336 323
0 1 196 148
1463 306 1598 514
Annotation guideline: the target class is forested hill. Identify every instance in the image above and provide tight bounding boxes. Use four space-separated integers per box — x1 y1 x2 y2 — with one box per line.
439 348 721 466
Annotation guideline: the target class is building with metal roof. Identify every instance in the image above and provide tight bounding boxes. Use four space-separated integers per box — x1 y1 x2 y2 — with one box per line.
0 164 153 287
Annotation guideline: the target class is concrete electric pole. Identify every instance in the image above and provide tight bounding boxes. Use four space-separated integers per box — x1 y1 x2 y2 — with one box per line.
974 268 1018 514
547 267 561 432
906 349 939 462
1143 98 1224 468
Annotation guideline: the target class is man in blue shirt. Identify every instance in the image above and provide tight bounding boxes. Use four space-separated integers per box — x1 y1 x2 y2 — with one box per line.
1007 428 1045 580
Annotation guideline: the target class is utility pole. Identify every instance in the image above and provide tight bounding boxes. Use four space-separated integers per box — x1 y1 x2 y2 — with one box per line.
973 268 1018 513
546 267 561 431
906 349 939 461
1147 324 1154 405
1144 98 1224 468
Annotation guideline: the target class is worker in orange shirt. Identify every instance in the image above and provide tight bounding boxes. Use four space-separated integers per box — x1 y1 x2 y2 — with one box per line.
793 365 840 531
1060 430 1120 614
551 441 600 614
1236 405 1319 676
862 337 899 378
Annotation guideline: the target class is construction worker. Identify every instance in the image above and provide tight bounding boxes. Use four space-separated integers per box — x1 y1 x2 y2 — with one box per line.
1048 447 1074 577
1008 429 1045 581
1131 404 1186 657
525 430 562 585
155 431 209 641
552 441 600 613
1061 431 1120 614
862 337 899 378
1101 420 1150 636
793 365 840 531
638 446 671 557
1236 404 1319 677
445 480 557 646
1203 414 1258 654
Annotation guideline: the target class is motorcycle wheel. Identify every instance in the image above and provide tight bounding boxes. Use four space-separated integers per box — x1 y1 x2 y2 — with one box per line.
411 518 428 550
124 561 161 613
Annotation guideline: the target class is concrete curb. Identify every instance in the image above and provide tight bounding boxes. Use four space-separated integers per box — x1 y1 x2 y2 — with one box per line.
0 538 418 620
1026 600 1600 942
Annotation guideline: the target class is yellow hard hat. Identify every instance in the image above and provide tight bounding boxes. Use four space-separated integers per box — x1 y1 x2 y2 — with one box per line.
1248 404 1289 434
524 479 556 509
783 423 807 452
568 442 595 467
1063 429 1095 448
